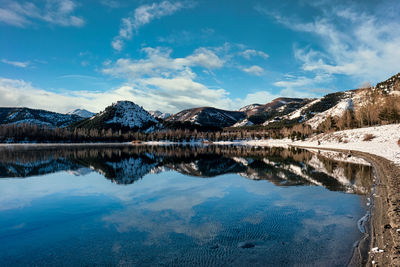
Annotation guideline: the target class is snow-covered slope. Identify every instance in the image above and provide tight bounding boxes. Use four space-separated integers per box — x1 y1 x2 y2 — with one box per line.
74 101 158 131
167 107 246 127
106 101 157 128
149 110 171 120
260 92 349 128
67 109 95 118
240 98 308 118
284 99 322 121
306 94 353 129
0 107 83 128
235 98 313 126
233 119 254 127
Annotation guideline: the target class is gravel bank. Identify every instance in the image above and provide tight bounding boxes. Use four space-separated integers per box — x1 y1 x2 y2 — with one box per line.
291 146 400 267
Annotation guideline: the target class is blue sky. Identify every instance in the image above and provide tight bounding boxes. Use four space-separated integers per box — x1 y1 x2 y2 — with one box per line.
1 0 400 113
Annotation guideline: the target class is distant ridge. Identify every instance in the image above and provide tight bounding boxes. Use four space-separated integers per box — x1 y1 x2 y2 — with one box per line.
149 110 171 120
0 107 83 128
67 109 95 118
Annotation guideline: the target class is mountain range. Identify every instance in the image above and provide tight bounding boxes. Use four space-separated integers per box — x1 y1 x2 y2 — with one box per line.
0 73 398 132
0 107 83 128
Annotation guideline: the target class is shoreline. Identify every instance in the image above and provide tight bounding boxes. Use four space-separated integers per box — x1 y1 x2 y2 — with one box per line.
349 151 400 267
290 145 400 267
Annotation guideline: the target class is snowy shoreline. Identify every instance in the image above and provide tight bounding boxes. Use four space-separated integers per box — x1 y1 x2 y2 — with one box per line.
213 124 400 166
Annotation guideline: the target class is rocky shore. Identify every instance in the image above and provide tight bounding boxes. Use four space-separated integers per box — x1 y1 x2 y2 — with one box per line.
291 147 400 267
353 151 400 267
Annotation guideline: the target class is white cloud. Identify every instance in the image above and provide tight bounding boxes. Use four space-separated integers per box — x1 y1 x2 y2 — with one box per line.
273 73 329 98
185 47 224 69
0 7 28 27
274 76 317 89
236 91 277 106
1 59 30 68
239 49 269 60
0 0 84 27
112 1 193 51
258 4 400 83
101 0 120 8
241 65 264 76
102 47 224 79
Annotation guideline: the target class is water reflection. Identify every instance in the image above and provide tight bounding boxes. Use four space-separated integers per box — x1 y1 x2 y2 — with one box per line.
0 145 373 266
0 145 373 194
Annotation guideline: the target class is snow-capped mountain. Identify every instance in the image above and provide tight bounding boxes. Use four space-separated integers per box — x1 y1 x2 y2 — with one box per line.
73 101 158 131
233 98 313 126
149 110 171 120
239 98 308 117
0 107 83 128
167 107 246 127
258 73 399 129
67 109 95 118
261 93 346 128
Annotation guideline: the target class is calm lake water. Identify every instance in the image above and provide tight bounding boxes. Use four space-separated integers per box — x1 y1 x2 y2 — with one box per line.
0 145 373 266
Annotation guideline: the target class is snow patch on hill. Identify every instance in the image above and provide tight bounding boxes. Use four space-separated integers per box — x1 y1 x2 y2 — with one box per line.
233 119 254 127
106 101 158 129
287 98 321 120
307 96 353 129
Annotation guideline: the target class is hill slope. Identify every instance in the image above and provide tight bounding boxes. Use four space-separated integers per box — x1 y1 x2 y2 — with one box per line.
0 107 83 128
72 101 158 131
234 97 313 126
167 107 246 127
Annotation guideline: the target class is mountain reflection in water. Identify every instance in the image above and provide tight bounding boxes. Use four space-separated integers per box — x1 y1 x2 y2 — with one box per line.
0 145 373 194
0 144 375 266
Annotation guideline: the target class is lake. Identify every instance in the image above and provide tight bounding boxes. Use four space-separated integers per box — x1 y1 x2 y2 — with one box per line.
0 145 373 266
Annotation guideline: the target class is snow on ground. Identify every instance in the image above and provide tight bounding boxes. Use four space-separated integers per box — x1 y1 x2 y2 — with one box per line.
213 124 400 166
294 124 400 166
